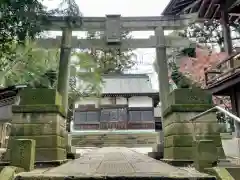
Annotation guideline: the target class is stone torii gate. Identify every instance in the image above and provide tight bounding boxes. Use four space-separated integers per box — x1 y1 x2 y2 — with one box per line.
39 14 197 114
38 14 197 156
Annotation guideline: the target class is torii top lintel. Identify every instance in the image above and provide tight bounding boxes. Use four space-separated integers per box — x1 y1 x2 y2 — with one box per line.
41 13 197 31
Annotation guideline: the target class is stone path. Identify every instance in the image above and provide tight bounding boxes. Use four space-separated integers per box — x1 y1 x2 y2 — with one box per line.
16 147 215 179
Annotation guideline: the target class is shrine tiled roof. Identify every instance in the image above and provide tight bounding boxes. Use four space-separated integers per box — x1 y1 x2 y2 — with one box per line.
101 74 158 95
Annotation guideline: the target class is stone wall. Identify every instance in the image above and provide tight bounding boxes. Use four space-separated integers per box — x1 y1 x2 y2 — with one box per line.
4 112 66 162
71 132 159 147
3 88 67 163
163 88 225 161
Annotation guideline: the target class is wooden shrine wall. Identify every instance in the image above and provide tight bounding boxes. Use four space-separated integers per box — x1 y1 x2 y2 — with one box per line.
73 106 155 130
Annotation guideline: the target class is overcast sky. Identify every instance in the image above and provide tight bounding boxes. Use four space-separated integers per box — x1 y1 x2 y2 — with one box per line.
43 0 171 89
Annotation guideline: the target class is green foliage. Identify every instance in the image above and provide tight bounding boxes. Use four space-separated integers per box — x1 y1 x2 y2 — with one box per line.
69 51 103 98
181 48 196 58
87 31 136 73
170 63 191 88
0 0 50 60
0 40 59 87
49 0 82 16
181 20 240 50
181 20 223 49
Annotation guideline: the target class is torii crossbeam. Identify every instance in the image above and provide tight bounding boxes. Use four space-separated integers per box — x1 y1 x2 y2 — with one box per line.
41 13 197 31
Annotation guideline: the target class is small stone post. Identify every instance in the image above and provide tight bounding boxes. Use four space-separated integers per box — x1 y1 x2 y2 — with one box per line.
10 139 36 171
193 140 218 172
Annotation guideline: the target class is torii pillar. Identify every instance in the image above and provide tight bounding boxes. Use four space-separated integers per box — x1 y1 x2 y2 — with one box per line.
154 27 169 148
57 28 72 114
154 29 224 163
155 27 170 114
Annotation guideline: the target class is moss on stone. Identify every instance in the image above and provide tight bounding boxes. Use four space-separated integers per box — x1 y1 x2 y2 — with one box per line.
164 135 222 148
10 139 35 172
34 148 66 162
10 123 65 137
167 88 212 107
164 112 217 127
9 135 66 148
216 147 226 159
19 88 62 106
163 104 214 118
193 140 218 172
205 167 235 180
12 105 66 118
164 146 193 160
5 147 66 162
164 122 221 136
0 166 24 180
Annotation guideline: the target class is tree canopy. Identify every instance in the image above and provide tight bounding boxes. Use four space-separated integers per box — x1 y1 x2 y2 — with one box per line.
181 20 240 50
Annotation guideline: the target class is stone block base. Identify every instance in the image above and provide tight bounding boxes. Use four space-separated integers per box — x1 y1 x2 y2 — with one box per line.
193 140 218 171
5 111 67 163
164 147 193 160
164 146 225 160
152 143 164 152
10 122 65 137
148 152 163 160
164 135 222 148
4 148 66 162
35 148 66 162
8 135 65 148
161 159 194 167
163 111 226 160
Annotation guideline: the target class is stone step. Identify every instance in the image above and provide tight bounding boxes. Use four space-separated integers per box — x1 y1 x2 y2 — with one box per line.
73 144 155 148
15 147 215 180
71 132 159 148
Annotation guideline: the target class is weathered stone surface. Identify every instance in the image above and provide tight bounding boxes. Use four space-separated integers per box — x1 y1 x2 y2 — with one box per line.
15 147 215 179
149 143 164 160
9 135 65 148
205 167 234 180
71 132 158 147
19 88 62 106
7 111 67 163
225 167 240 180
193 140 218 171
164 135 222 148
148 151 163 160
162 88 224 162
163 104 213 117
12 105 66 117
164 112 217 127
0 166 24 180
10 123 65 137
167 88 212 107
5 147 67 162
217 147 226 159
164 122 221 136
10 139 35 171
164 147 193 159
35 148 66 162
12 113 65 126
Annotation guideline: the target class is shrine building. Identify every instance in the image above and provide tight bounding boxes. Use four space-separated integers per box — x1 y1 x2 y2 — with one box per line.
73 74 160 131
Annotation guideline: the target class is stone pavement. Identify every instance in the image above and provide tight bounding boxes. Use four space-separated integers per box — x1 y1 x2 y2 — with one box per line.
16 147 215 179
